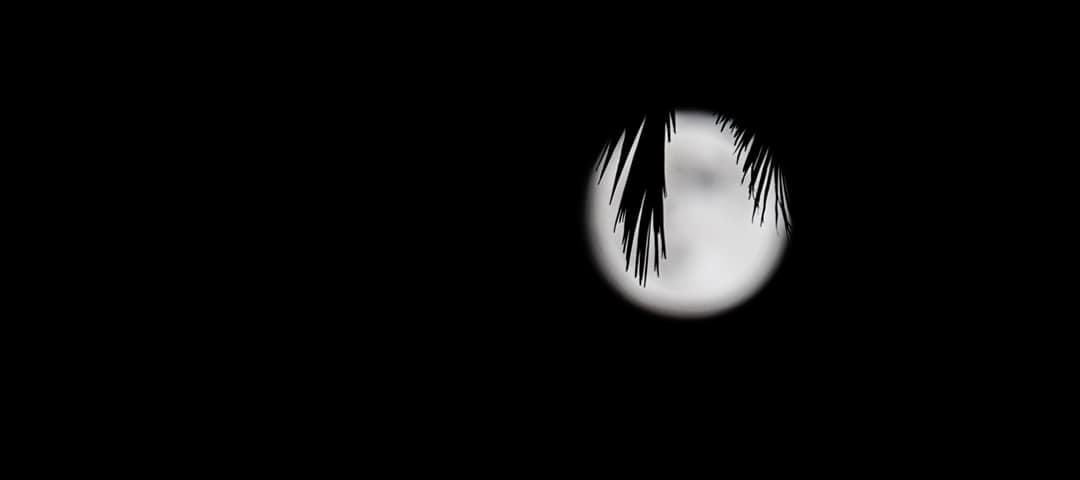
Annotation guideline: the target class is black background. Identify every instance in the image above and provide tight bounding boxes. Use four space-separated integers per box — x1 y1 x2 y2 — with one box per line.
25 10 1072 462
70 19 1070 460
247 35 1069 415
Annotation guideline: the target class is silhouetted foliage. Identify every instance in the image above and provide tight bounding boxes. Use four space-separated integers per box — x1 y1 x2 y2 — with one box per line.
595 109 791 286
715 114 792 232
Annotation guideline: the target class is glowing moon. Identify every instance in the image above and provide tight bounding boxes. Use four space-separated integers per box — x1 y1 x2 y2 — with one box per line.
588 110 787 318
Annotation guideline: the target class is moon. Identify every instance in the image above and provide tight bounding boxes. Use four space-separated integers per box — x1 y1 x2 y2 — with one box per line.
587 110 788 318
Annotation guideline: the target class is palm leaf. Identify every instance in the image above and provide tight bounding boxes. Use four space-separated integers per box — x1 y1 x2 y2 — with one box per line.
594 109 675 286
715 114 792 233
595 110 791 286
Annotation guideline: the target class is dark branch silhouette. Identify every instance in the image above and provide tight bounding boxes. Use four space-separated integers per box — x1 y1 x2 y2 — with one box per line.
595 109 674 287
594 109 792 286
716 114 792 232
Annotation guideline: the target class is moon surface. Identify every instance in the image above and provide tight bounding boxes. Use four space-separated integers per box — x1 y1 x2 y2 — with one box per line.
588 110 787 318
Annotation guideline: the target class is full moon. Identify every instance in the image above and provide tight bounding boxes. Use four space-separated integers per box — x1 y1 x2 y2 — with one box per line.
588 110 788 318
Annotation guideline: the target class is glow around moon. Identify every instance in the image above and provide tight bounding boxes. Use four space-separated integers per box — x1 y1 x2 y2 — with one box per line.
588 110 787 318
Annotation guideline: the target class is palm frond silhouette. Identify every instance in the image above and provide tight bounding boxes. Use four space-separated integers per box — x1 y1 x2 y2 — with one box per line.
595 109 792 286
